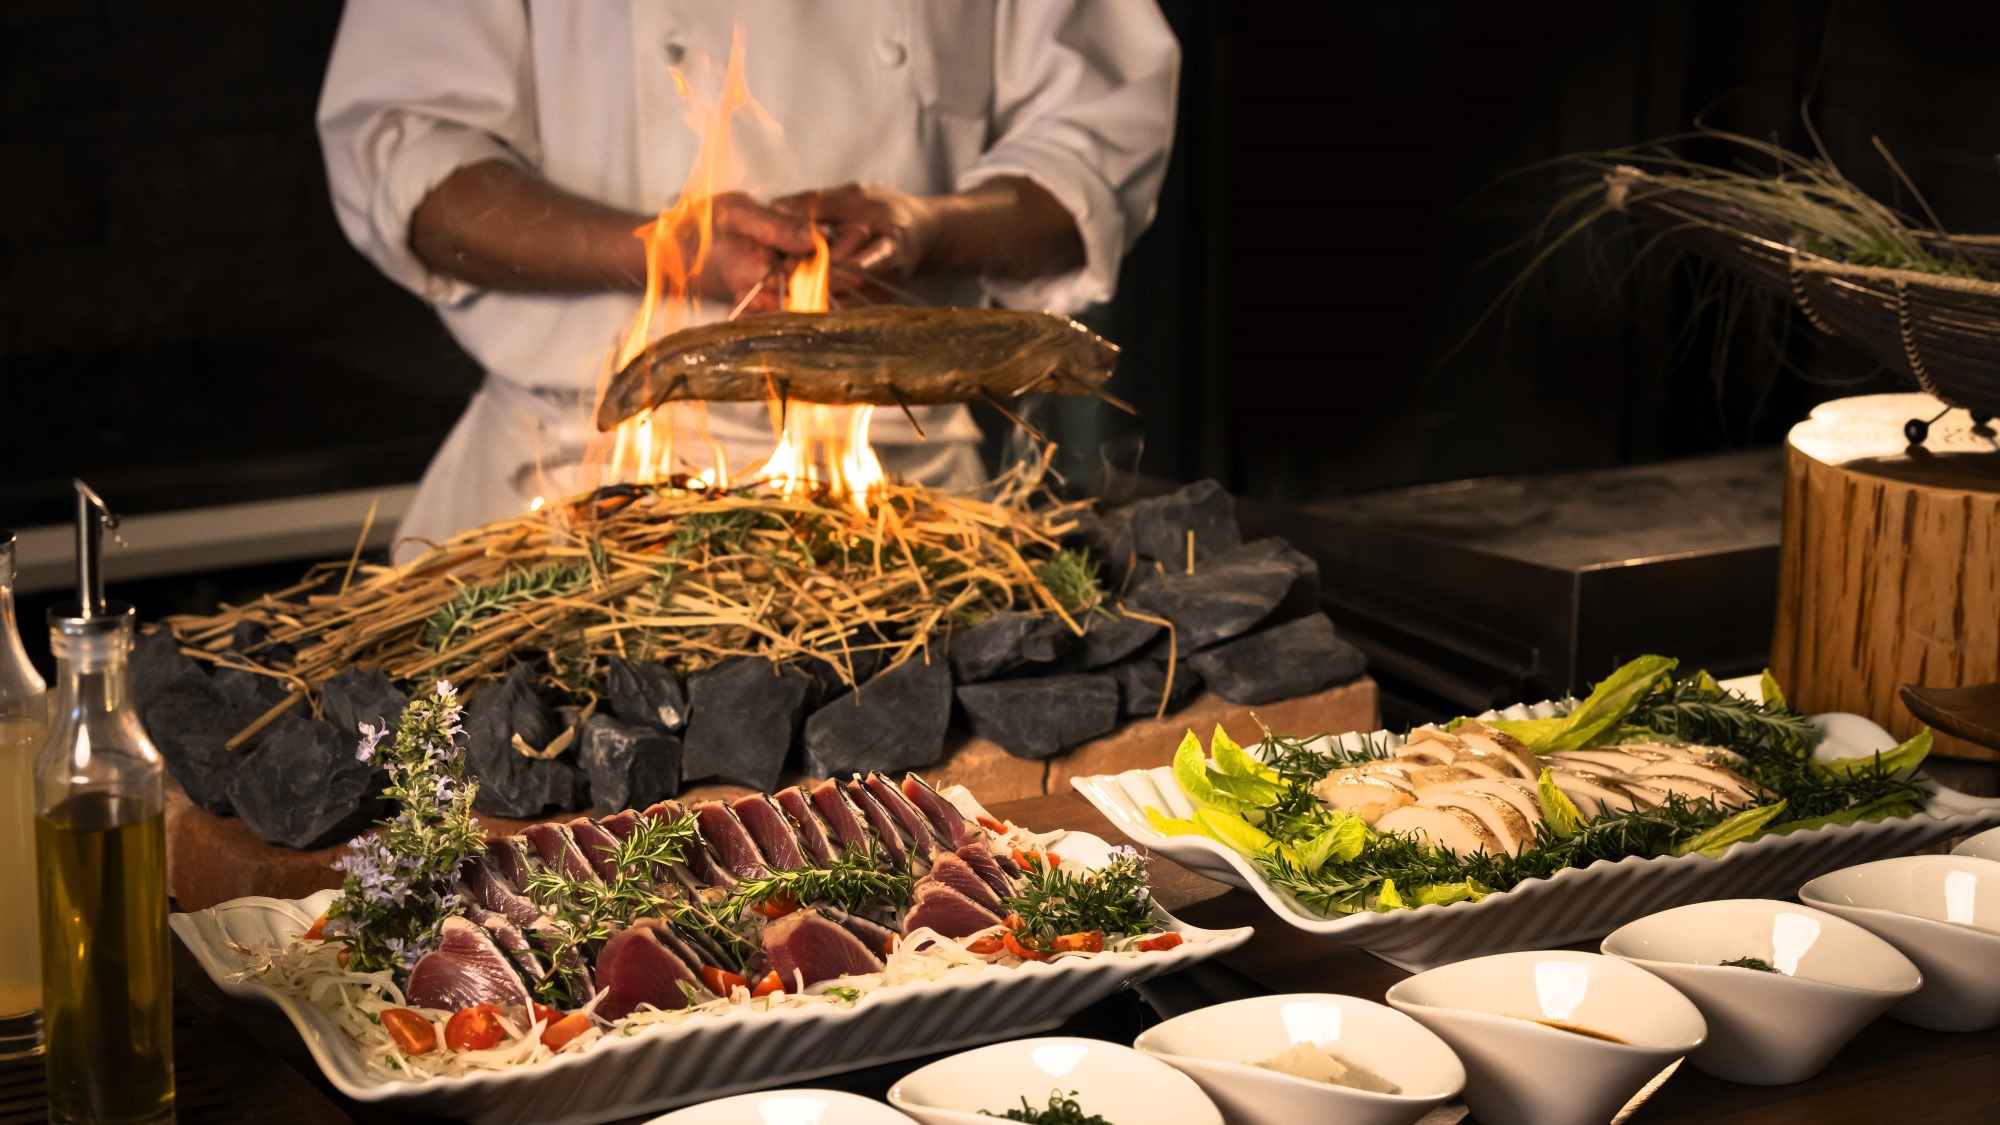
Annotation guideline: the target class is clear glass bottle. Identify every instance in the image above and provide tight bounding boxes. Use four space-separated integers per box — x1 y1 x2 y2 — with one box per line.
0 530 51 1060
35 484 175 1124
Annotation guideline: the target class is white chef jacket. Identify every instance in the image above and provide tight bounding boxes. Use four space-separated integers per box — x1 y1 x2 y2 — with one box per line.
316 0 1180 553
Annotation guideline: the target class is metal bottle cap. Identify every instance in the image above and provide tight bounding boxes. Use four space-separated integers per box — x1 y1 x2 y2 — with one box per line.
47 481 130 635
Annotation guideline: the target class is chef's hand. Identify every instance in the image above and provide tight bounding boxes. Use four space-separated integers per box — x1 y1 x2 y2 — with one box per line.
778 176 1083 291
692 192 819 312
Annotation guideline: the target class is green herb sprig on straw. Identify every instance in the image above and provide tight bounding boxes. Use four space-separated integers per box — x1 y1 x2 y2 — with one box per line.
323 682 483 974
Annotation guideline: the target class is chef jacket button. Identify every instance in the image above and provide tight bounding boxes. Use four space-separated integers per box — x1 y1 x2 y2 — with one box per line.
663 40 686 65
878 38 907 67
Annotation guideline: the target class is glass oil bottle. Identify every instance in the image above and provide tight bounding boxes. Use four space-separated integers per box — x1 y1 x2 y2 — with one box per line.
0 530 50 1059
35 483 174 1123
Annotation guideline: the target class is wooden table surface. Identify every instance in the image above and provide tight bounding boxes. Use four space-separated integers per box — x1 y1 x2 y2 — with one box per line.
10 790 1994 1124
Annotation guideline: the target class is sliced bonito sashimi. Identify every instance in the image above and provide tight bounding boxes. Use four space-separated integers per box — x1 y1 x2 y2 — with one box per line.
1376 803 1501 857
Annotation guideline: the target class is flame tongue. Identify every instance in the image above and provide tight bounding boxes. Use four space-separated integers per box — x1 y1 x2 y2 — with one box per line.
758 226 886 510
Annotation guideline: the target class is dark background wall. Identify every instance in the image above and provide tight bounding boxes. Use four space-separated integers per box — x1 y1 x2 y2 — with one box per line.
5 0 2000 531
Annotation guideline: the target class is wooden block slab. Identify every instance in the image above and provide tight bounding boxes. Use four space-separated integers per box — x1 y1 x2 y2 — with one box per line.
165 678 1377 910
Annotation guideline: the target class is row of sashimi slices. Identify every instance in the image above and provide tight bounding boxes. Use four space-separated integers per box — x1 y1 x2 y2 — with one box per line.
1309 721 1771 857
403 773 1032 1021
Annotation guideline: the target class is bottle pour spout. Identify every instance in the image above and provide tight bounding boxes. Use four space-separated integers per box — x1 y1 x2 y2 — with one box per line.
71 480 119 620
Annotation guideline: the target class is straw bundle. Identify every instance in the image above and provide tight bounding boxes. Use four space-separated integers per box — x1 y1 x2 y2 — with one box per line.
162 456 1097 742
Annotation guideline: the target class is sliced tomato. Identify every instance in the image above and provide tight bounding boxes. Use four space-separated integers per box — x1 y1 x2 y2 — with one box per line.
529 1002 562 1028
303 912 330 941
381 1008 437 1056
752 894 798 919
1051 931 1103 954
1010 847 1040 870
336 948 351 969
976 815 1009 834
1137 932 1185 952
700 964 748 996
540 1012 592 1052
1001 930 1049 962
751 971 785 998
1001 913 1024 931
963 933 1005 955
444 1003 507 1052
881 933 899 956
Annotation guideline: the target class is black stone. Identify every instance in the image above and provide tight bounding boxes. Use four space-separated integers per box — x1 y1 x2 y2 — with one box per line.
140 665 255 816
1107 653 1203 718
801 643 887 706
132 629 196 707
1125 554 1299 650
1070 610 1162 669
1187 614 1367 705
466 665 589 818
578 712 682 812
1213 537 1321 622
229 619 297 669
801 650 953 778
1066 506 1137 587
948 612 1073 683
605 658 688 732
954 674 1119 760
211 665 292 715
227 714 387 849
319 667 409 748
1127 480 1241 566
680 658 812 791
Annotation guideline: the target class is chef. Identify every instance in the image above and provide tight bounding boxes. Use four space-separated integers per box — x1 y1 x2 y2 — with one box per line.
316 1 1180 553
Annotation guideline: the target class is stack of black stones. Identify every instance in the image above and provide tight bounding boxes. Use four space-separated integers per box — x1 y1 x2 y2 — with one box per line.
135 480 1364 850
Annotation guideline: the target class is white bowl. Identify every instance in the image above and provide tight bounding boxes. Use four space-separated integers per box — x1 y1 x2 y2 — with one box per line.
1133 993 1463 1125
1601 899 1921 1084
648 1089 912 1123
1385 950 1705 1125
1951 825 2000 862
1799 854 2000 1031
887 1036 1222 1125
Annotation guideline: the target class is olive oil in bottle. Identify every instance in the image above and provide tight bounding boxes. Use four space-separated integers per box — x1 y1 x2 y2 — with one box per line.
0 530 50 1061
34 483 174 1124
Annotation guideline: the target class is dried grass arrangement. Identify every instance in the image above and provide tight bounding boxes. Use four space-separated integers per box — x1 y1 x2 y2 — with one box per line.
161 454 1099 746
1502 130 2000 426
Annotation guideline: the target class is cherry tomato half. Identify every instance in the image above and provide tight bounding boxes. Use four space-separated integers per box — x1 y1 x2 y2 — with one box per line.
444 1003 507 1052
751 972 785 998
541 1012 592 1052
381 1008 437 1056
700 964 748 997
1137 932 1185 952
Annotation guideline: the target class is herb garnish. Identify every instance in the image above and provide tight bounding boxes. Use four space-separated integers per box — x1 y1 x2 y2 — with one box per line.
732 850 914 915
1001 849 1157 942
1719 956 1780 972
983 1089 1112 1125
324 682 483 974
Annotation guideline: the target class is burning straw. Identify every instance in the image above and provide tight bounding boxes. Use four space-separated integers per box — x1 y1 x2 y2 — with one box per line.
163 453 1104 744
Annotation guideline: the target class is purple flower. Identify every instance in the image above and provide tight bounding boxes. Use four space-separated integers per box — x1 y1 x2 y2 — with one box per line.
355 722 388 762
435 680 458 701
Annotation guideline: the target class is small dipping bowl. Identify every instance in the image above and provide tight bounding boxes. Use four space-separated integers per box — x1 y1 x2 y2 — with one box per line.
647 1089 913 1124
1133 993 1464 1125
1951 825 2000 862
1385 950 1705 1125
1601 899 1920 1084
1800 854 2000 1031
887 1036 1222 1125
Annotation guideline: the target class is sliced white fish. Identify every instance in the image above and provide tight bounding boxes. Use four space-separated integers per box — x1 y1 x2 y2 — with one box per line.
1419 790 1535 855
1376 803 1500 857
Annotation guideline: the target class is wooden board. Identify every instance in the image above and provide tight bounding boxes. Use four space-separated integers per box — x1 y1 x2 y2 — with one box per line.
164 678 1377 910
1772 393 2000 767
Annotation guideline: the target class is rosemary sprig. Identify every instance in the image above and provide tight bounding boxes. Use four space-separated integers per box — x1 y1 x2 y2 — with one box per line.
423 556 597 651
522 813 699 1000
731 850 914 914
1627 680 1820 758
1001 850 1158 941
1034 549 1108 615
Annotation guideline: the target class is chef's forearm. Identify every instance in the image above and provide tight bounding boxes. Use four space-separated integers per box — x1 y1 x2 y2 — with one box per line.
922 176 1085 282
409 159 649 293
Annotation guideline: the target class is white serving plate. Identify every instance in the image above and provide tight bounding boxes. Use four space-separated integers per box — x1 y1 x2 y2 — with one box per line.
1071 707 2000 971
171 828 1252 1125
647 1089 913 1124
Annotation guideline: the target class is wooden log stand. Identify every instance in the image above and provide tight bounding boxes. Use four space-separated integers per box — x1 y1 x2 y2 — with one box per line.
1771 393 2000 791
165 677 1377 910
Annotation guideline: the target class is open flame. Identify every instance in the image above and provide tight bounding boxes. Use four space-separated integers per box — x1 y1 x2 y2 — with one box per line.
585 28 888 514
755 227 887 510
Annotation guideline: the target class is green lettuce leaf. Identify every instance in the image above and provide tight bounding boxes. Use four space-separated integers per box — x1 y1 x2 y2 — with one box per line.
1172 731 1266 814
1210 725 1278 783
1144 807 1203 837
1670 801 1788 858
1540 655 1679 751
1295 816 1367 872
1193 808 1280 858
1769 792 1924 836
1814 729 1931 780
1759 669 1788 710
1374 878 1406 912
1537 769 1586 839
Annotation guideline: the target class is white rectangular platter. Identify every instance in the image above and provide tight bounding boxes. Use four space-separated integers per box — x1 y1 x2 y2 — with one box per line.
1071 707 2000 972
172 827 1252 1125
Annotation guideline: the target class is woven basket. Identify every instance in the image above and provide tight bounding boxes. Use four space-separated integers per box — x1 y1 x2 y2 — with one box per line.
1606 166 2000 420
